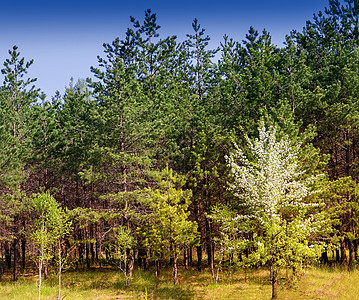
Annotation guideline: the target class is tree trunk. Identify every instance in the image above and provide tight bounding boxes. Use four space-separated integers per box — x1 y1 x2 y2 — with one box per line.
321 251 329 265
206 218 215 277
44 260 48 280
170 244 174 266
354 240 358 262
21 238 26 271
58 240 62 300
336 249 340 263
13 237 18 281
21 217 26 272
86 243 90 269
207 241 214 277
4 242 11 270
348 238 355 268
173 256 178 285
39 219 45 300
272 268 277 299
184 249 189 270
137 248 145 269
189 247 193 265
341 238 348 265
78 229 84 266
127 249 134 286
38 249 43 300
91 243 95 265
95 240 99 264
145 256 149 271
155 259 159 288
270 260 278 299
197 245 202 271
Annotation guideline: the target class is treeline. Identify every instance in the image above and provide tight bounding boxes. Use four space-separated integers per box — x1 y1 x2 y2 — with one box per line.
1 0 359 296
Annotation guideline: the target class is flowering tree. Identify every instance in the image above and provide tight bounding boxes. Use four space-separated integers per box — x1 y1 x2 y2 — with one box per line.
222 124 322 299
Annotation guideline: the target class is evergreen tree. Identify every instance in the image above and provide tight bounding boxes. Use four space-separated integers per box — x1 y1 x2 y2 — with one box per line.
137 168 198 285
291 0 359 263
0 46 39 280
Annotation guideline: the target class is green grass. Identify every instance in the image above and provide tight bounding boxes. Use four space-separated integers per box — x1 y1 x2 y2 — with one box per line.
0 266 358 299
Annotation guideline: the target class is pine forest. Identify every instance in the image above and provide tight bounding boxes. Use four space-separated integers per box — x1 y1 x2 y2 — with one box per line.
2 1 359 299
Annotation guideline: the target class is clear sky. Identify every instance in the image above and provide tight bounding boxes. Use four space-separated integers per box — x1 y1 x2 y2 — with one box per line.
0 0 329 98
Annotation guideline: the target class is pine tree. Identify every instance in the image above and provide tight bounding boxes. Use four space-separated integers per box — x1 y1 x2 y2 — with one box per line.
0 46 39 280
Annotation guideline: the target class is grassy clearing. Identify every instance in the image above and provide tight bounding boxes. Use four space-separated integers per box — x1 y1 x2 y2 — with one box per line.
0 266 358 299
284 267 359 300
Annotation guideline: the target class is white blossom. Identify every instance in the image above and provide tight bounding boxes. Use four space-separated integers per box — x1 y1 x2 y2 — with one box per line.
227 125 310 217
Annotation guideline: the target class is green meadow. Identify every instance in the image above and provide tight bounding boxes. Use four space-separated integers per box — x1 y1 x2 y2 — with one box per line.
0 266 356 299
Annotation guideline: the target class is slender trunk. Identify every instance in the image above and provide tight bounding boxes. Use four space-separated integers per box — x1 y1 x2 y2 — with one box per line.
127 249 134 286
123 251 128 287
321 250 329 265
138 248 144 269
336 249 340 263
270 256 278 299
215 255 222 284
194 195 202 271
215 265 220 284
155 259 159 288
4 242 11 270
354 240 358 262
189 247 192 266
348 238 355 268
39 219 45 300
144 256 149 271
78 230 84 267
38 250 42 300
272 268 277 299
169 244 174 266
13 237 18 281
44 260 48 280
91 242 95 265
95 239 99 264
197 245 202 271
21 237 26 272
13 215 19 281
206 218 214 276
86 243 90 269
173 256 178 285
207 239 214 278
341 237 348 265
58 239 62 300
184 249 189 270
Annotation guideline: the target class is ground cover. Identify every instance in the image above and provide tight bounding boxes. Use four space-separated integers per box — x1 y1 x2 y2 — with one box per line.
0 266 356 299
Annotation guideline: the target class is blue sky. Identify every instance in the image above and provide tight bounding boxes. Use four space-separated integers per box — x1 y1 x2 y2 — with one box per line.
0 0 329 98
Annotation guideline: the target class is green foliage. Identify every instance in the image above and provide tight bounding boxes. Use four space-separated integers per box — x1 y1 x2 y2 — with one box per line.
138 168 199 257
212 124 324 297
4 3 359 290
30 191 72 299
111 225 135 286
0 46 39 191
30 191 71 257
